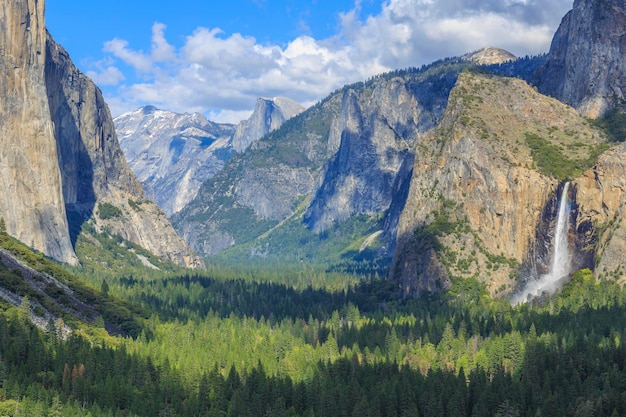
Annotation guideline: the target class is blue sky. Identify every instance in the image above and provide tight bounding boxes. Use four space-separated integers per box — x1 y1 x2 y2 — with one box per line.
46 0 573 123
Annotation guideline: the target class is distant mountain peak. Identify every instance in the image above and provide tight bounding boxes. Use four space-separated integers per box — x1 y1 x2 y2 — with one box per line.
232 97 305 153
462 47 517 65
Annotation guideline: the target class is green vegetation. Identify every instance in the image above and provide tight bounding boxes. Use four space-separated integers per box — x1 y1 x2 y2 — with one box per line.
72 221 183 281
97 202 122 219
4 254 626 416
525 132 608 180
0 226 148 337
592 109 626 142
216 212 389 275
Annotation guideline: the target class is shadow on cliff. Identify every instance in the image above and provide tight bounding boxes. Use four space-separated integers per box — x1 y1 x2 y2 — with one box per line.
45 38 96 247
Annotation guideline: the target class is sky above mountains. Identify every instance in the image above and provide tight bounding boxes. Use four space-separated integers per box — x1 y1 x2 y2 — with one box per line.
46 0 573 123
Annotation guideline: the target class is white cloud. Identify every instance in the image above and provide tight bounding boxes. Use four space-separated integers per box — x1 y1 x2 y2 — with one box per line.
97 0 573 121
86 65 125 86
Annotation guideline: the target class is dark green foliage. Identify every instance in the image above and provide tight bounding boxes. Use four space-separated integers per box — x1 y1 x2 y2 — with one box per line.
97 202 123 219
4 212 626 416
0 226 149 337
483 54 547 83
592 109 626 142
524 132 607 180
5 271 626 416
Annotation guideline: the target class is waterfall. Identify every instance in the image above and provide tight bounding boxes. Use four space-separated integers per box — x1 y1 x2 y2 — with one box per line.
513 182 571 304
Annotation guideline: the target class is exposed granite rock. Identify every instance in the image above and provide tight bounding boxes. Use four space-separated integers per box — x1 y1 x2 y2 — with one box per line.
45 35 203 268
0 0 77 264
0 0 201 268
462 47 516 66
304 78 420 234
116 106 236 216
573 142 626 282
175 62 464 258
232 97 304 153
173 95 337 256
535 0 626 117
391 72 606 297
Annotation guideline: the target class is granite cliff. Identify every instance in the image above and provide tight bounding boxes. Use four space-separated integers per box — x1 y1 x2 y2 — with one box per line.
535 0 626 117
173 59 475 260
232 97 304 153
0 0 201 268
0 0 77 264
116 97 302 217
391 71 608 297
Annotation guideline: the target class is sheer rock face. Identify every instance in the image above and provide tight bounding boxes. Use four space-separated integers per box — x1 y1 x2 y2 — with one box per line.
304 79 422 235
391 72 606 297
535 0 626 117
0 0 77 264
175 67 460 258
574 142 626 283
232 97 304 153
0 0 202 268
116 106 236 216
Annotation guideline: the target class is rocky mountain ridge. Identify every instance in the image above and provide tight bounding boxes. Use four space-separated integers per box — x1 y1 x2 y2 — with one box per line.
389 0 626 296
173 59 472 260
232 97 304 153
391 71 609 297
535 0 626 117
172 0 626 298
116 97 303 217
0 0 201 268
115 106 236 216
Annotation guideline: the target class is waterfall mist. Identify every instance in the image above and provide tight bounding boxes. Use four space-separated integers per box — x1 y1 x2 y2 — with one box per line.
513 182 572 304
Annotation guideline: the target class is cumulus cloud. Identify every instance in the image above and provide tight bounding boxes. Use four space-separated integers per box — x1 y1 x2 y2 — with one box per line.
86 65 125 86
95 0 573 123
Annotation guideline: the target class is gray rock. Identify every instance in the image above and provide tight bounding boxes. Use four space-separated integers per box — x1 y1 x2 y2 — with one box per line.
232 97 304 153
535 0 626 117
116 106 235 216
0 0 202 268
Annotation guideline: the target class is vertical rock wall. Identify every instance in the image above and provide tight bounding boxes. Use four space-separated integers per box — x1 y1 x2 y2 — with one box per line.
0 0 77 264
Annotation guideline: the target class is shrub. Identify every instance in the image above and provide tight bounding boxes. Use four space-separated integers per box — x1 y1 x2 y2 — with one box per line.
98 203 122 220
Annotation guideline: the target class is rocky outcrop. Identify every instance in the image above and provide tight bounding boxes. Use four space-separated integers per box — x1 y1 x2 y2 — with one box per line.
573 142 626 282
462 47 516 66
116 106 235 216
175 61 467 259
173 95 338 256
0 0 201 268
0 0 77 264
304 78 422 234
45 36 202 268
232 97 304 153
391 71 607 297
535 0 626 117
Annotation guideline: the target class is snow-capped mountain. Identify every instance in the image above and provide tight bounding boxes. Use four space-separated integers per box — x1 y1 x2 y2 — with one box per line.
116 97 304 217
115 106 236 216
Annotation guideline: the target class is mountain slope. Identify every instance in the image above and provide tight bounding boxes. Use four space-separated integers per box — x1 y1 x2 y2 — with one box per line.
0 0 77 264
116 106 236 216
232 96 305 153
173 59 476 262
391 70 609 297
116 97 303 217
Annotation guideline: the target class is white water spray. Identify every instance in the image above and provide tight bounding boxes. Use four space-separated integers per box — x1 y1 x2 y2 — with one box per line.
514 182 571 304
